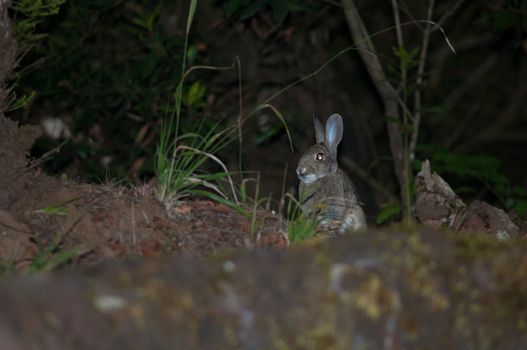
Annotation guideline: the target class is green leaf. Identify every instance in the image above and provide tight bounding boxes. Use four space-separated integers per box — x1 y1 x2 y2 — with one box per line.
288 214 318 243
514 199 527 218
183 81 206 107
141 54 161 79
286 2 306 12
187 45 198 63
455 186 477 195
34 197 81 216
491 9 519 32
255 122 284 145
408 46 420 59
35 204 68 216
186 0 198 34
513 186 527 197
393 46 420 68
223 0 247 17
240 1 263 20
7 92 36 111
400 123 414 135
270 0 288 24
375 203 401 224
191 190 248 216
174 82 184 115
252 103 294 152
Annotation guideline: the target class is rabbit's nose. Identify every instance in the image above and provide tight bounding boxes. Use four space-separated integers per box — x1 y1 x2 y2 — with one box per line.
297 167 306 176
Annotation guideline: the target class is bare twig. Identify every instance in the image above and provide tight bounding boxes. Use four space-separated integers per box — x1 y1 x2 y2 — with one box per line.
277 162 289 217
435 0 466 29
182 62 237 82
398 0 424 31
391 0 406 93
235 56 244 174
428 34 493 89
391 0 405 50
431 35 492 65
410 0 435 159
23 140 68 173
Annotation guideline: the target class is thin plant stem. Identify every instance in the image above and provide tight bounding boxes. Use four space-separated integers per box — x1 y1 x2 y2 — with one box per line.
391 0 412 221
410 0 435 160
163 0 197 199
236 56 244 175
175 145 239 204
391 0 406 91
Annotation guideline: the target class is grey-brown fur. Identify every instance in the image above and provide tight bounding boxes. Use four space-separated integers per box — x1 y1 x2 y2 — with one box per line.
297 114 366 232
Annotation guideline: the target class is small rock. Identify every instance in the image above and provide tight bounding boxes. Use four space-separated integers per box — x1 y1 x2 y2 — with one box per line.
452 200 519 239
415 159 465 228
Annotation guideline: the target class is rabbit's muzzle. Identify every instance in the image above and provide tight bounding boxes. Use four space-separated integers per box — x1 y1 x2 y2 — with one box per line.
296 166 319 184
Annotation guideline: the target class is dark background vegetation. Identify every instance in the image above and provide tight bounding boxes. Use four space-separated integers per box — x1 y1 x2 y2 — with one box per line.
7 0 527 221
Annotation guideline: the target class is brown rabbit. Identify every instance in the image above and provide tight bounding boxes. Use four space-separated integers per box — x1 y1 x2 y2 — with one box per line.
296 114 366 233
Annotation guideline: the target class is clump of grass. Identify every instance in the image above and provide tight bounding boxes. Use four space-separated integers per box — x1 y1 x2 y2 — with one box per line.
30 206 85 273
155 114 237 203
239 175 274 236
154 0 289 209
154 0 237 204
0 262 15 276
28 238 82 273
285 194 318 243
1 232 84 276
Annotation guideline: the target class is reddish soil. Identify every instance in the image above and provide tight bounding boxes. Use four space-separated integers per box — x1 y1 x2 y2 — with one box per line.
0 121 287 272
0 173 288 272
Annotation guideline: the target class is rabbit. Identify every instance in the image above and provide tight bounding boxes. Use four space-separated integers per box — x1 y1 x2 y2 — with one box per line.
296 114 367 233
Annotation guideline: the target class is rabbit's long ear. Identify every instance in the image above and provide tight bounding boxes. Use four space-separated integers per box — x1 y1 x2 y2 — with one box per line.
325 114 343 160
313 115 325 144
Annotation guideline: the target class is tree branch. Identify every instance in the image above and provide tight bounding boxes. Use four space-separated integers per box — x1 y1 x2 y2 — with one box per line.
435 0 466 30
340 0 407 208
391 0 406 93
410 0 435 159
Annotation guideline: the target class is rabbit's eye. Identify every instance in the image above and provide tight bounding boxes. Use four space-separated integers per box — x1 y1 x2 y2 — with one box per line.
316 153 324 161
